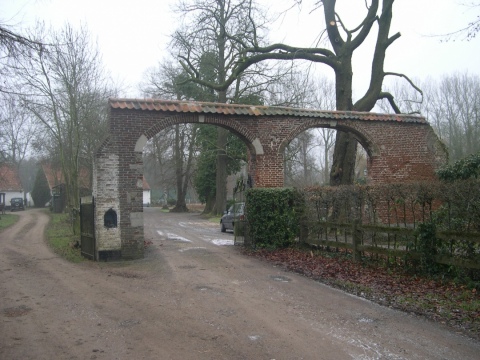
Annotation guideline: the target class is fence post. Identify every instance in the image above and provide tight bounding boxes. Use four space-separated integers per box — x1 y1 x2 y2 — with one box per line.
353 220 362 262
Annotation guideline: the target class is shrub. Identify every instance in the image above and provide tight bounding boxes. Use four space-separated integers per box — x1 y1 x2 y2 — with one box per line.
246 188 304 249
31 167 51 208
437 151 480 181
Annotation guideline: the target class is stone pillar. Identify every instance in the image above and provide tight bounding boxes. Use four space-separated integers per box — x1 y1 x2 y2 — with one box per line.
93 143 122 261
252 153 285 188
117 148 144 260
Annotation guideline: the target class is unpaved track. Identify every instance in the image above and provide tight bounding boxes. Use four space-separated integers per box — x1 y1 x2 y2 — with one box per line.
1 208 479 360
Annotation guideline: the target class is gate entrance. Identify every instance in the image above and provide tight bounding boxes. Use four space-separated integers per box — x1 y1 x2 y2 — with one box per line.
80 196 95 260
93 98 448 261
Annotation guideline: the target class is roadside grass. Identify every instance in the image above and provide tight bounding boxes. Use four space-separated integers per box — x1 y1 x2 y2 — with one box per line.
46 211 84 263
0 213 19 231
209 216 221 224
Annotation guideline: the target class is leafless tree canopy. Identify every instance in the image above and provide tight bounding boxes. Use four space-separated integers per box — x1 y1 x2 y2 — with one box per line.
4 23 114 213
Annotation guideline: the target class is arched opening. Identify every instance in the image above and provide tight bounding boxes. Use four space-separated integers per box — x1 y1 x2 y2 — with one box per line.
93 98 446 261
104 208 117 228
283 127 372 187
141 122 253 215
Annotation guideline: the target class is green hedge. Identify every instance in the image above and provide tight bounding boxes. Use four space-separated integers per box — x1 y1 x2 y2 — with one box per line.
245 188 304 248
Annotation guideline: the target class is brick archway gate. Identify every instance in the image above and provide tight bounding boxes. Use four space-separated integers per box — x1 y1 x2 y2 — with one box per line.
93 99 447 261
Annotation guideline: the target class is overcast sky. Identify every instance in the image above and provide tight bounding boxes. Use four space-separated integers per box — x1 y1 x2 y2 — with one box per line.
2 0 479 99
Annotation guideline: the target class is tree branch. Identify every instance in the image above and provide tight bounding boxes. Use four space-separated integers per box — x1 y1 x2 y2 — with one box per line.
385 71 423 97
378 91 401 114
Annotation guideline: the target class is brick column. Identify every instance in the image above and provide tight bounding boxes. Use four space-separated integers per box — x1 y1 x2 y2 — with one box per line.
252 153 285 188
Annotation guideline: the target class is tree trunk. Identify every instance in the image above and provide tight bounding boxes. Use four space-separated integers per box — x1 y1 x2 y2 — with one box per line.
323 140 330 185
330 49 357 185
329 131 357 186
202 194 215 215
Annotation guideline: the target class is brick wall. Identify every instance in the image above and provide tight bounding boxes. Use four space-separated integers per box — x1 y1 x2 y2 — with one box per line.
94 107 447 260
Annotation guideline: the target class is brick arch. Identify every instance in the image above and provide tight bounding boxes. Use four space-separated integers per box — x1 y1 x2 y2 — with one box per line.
93 99 447 261
279 119 379 158
133 113 264 157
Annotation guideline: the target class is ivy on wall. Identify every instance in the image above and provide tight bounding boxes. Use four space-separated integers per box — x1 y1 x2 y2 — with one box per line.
437 151 480 181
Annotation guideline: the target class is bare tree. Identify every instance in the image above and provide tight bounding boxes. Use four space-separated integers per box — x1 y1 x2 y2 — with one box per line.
284 130 323 187
378 72 480 163
12 23 112 216
171 0 283 214
143 130 177 205
439 1 480 41
426 73 480 162
277 72 337 186
141 61 203 211
178 0 421 186
0 92 37 165
310 77 336 184
0 23 44 95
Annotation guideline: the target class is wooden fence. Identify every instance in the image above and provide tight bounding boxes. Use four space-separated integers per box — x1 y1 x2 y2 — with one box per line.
301 181 480 271
303 220 480 270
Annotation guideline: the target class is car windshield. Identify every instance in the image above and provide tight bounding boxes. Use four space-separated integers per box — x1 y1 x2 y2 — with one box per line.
228 203 244 214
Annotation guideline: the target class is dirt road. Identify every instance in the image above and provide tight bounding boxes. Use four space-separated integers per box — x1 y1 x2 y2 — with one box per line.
1 208 480 360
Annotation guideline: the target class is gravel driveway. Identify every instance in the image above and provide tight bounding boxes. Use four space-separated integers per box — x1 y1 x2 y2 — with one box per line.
1 207 479 359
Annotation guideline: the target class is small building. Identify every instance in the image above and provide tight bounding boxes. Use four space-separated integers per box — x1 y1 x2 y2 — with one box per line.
41 163 91 212
41 163 67 212
0 164 25 210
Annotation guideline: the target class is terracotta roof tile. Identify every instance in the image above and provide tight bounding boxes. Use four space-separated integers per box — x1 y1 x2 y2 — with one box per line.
0 164 23 191
109 98 427 124
41 163 91 190
143 177 150 190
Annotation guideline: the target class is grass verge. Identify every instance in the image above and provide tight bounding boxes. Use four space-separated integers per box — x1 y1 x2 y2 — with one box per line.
0 213 19 231
209 216 221 224
46 211 84 263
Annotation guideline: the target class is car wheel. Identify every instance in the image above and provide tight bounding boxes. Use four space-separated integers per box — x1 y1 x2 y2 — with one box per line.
221 222 226 232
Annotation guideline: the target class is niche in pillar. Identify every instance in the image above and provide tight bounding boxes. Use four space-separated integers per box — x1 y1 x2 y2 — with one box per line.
104 208 117 228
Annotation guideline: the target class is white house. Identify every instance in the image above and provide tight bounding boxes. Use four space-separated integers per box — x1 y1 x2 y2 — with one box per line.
0 164 24 209
143 177 151 206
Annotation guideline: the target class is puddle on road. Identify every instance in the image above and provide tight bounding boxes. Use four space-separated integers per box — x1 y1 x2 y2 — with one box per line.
358 317 374 323
269 275 291 282
211 239 234 246
196 285 212 291
179 221 218 229
166 233 192 243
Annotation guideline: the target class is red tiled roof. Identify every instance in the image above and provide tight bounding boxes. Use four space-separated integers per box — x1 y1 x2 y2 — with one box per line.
42 163 63 190
143 177 150 190
109 98 427 124
0 164 23 192
41 163 91 190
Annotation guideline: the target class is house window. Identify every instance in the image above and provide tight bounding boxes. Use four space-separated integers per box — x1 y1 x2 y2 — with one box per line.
104 208 117 228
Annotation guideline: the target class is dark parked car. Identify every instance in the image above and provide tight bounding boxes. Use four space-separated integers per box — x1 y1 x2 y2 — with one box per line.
220 202 245 232
10 197 25 211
